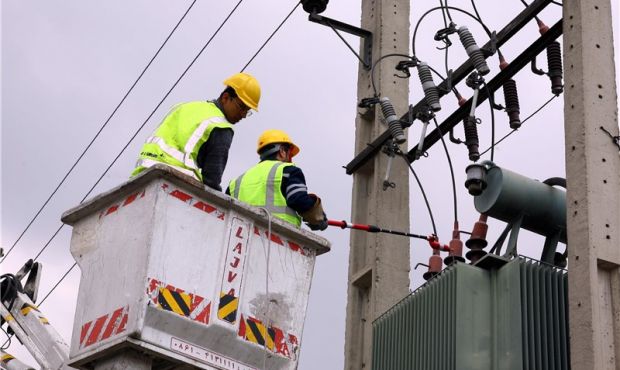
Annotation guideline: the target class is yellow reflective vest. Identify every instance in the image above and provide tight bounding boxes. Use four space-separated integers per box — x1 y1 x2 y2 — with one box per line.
130 101 233 182
229 160 301 226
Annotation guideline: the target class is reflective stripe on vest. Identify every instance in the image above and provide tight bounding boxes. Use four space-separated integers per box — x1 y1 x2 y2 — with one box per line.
230 162 299 225
134 158 199 180
131 102 233 181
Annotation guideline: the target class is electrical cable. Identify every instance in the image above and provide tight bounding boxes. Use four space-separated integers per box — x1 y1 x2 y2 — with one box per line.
1 261 78 349
399 152 438 237
484 83 496 161
443 0 454 22
470 0 483 24
432 118 458 223
479 94 558 156
370 53 414 96
25 0 245 264
0 326 10 350
0 0 198 265
256 208 273 370
23 0 304 323
38 263 77 306
412 6 494 58
240 2 301 72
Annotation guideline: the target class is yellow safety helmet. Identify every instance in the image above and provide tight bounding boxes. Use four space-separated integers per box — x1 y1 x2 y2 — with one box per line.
257 129 300 157
223 73 261 111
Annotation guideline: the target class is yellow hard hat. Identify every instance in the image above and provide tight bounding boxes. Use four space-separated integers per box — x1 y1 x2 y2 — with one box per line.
257 129 300 157
223 73 261 111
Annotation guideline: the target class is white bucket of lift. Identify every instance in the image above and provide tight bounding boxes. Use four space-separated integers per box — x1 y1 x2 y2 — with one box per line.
61 165 330 370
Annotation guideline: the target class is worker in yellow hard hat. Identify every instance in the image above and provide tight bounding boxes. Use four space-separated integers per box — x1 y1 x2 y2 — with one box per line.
130 72 261 191
226 129 328 231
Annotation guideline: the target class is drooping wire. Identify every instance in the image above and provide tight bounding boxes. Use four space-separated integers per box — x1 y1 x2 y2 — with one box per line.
442 0 454 22
241 2 301 72
370 53 415 96
24 0 308 313
412 6 494 58
484 83 496 161
24 0 245 264
399 152 438 237
0 326 11 350
38 263 77 306
256 208 273 370
479 94 558 156
470 0 483 26
0 0 198 265
0 262 77 349
432 118 458 222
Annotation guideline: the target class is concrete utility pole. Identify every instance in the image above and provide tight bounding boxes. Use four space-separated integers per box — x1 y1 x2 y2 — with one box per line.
563 0 620 368
344 0 411 369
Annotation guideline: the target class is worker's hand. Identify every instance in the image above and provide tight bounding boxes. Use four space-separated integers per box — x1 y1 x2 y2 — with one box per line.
306 213 328 231
301 194 328 231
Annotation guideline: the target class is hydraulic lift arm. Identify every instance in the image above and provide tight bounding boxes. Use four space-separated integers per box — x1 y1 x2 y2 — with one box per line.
1 261 70 370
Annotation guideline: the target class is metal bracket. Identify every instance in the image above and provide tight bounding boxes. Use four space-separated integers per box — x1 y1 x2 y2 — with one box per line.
308 13 373 69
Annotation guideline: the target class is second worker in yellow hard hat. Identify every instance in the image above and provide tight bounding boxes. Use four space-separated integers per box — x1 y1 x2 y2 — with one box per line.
130 72 261 191
226 129 328 231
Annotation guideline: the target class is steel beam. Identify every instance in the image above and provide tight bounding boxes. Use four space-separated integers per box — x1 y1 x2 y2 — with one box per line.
406 20 562 161
345 0 556 174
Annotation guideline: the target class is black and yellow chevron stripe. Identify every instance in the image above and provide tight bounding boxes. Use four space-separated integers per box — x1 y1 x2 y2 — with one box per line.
158 287 191 316
218 293 238 324
245 318 275 350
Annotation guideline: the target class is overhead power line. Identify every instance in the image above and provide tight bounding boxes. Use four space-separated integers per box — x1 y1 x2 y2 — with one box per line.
28 0 305 319
241 2 301 72
479 94 558 156
0 0 197 264
22 0 246 311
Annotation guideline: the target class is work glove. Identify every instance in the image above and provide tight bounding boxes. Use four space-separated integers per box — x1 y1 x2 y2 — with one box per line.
307 213 328 231
301 194 328 231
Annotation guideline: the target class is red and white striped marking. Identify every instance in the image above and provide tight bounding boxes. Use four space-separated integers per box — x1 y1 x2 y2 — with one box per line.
161 183 225 220
253 227 309 257
79 306 129 349
99 189 146 219
147 278 211 325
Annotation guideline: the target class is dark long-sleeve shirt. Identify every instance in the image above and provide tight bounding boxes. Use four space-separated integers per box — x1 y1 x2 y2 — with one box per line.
197 127 234 191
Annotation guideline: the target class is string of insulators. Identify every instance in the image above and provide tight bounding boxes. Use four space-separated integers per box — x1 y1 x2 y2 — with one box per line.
465 213 489 264
417 62 441 111
499 55 522 129
537 20 564 95
380 97 406 144
445 221 465 265
458 26 490 76
463 116 480 161
423 249 443 280
503 80 521 129
456 94 480 161
546 41 563 95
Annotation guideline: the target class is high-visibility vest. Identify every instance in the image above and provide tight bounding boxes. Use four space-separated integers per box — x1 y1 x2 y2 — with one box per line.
130 101 234 182
229 161 301 226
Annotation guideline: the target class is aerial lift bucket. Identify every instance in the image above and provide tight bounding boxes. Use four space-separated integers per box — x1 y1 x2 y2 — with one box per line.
61 165 330 370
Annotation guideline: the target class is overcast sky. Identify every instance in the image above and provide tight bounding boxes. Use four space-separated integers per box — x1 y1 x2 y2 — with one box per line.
2 1 618 369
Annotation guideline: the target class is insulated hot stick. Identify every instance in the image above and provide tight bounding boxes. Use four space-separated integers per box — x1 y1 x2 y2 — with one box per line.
328 220 450 251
